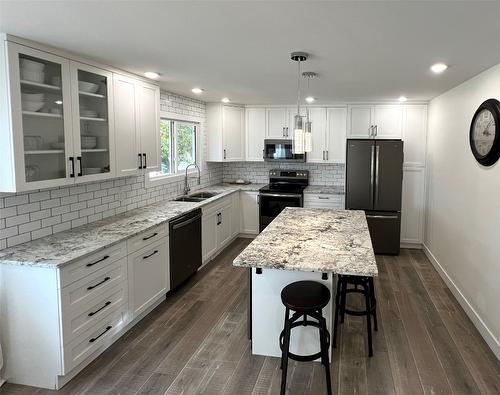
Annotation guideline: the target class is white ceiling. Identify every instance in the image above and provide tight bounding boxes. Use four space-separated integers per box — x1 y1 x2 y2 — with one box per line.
1 1 500 104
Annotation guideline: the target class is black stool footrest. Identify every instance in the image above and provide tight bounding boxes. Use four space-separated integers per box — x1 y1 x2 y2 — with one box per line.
279 319 330 362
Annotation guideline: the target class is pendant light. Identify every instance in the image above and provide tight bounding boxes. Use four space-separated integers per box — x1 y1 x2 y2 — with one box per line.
291 52 308 154
302 71 317 153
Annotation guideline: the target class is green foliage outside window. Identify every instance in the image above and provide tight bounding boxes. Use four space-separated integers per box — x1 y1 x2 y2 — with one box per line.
159 119 197 174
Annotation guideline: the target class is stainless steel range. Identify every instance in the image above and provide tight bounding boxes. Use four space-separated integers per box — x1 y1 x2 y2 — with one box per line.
258 169 309 232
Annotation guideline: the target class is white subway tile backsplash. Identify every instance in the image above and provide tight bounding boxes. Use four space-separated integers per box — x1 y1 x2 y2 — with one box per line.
6 214 30 227
7 233 30 247
29 191 51 203
5 195 28 207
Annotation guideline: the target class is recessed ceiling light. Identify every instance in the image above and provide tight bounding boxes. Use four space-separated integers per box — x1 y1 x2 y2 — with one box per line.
192 88 204 94
398 96 408 102
221 97 230 103
430 63 448 74
144 71 160 79
305 96 315 103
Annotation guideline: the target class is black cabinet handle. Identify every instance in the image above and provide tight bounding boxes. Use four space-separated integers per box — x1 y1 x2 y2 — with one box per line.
86 255 110 267
88 301 111 317
143 153 147 168
143 250 159 260
223 149 226 160
77 156 82 176
89 325 112 343
138 153 143 169
69 157 75 177
142 232 158 241
87 276 111 291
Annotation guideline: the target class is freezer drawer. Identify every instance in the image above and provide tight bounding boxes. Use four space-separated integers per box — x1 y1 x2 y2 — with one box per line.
365 212 401 255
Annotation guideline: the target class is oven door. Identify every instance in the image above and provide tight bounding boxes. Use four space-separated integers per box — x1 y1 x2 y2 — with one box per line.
263 140 305 162
259 192 303 231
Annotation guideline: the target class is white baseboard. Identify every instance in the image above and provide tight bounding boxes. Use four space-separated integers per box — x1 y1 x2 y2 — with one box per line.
423 244 500 361
400 242 423 249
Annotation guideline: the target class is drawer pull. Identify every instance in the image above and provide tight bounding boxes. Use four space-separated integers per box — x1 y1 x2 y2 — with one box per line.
143 250 159 260
89 325 112 343
86 255 110 267
142 232 158 241
88 301 112 317
318 196 330 200
87 277 111 291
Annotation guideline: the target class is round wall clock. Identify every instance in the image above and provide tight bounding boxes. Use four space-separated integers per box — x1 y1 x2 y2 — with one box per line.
470 98 500 166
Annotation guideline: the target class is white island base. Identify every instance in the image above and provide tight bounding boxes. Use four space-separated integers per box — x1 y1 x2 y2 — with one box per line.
251 268 334 359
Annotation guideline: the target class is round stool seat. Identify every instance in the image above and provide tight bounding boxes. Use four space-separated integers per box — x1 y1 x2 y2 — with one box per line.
281 280 331 312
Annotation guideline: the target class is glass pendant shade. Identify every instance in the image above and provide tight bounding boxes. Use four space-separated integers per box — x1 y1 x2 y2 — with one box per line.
293 114 304 154
304 120 312 153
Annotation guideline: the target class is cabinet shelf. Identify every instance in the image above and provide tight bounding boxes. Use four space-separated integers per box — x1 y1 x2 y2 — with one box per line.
25 150 64 155
22 111 62 118
79 91 106 99
81 149 108 153
20 80 61 91
80 117 107 122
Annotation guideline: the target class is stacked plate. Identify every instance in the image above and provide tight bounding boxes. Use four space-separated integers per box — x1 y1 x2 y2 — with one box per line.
22 92 45 112
81 136 97 149
20 59 46 84
80 109 99 118
83 168 102 175
79 81 100 93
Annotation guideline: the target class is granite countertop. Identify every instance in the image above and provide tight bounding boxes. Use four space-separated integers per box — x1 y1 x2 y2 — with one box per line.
233 207 377 276
304 185 345 195
0 184 262 269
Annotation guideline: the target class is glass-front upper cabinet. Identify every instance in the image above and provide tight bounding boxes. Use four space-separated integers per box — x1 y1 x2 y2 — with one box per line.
70 62 115 182
6 42 75 190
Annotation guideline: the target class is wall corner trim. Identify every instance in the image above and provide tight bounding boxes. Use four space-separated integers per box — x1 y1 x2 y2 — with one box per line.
423 244 500 361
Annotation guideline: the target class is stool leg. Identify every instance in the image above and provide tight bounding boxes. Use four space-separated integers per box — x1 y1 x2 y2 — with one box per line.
318 312 333 395
364 281 373 357
369 277 378 332
280 309 292 395
332 276 342 348
280 307 289 370
340 277 347 324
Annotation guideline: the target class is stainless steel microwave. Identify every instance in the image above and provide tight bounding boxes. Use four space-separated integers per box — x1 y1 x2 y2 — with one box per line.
263 139 306 162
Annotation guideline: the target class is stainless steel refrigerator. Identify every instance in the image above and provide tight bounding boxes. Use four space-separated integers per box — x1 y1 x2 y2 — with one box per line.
345 139 403 255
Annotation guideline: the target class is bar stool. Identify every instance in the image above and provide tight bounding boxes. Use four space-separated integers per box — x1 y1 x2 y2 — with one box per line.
332 275 377 357
279 280 332 395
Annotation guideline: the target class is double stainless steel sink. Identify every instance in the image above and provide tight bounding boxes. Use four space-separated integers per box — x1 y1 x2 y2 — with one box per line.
174 191 219 202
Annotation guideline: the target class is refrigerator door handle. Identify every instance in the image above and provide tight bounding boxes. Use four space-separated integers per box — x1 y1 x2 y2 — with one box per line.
366 214 399 219
375 145 380 207
370 144 375 208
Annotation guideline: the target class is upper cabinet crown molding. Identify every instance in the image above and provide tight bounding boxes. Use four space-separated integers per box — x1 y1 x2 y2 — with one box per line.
0 36 160 192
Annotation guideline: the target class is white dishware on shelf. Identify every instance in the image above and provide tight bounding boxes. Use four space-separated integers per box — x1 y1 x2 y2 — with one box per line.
78 81 100 93
80 109 99 118
50 142 65 150
50 107 62 115
81 136 97 149
51 76 61 86
20 59 45 72
22 100 45 112
25 164 40 181
20 68 45 84
24 135 42 150
22 92 45 101
83 167 102 175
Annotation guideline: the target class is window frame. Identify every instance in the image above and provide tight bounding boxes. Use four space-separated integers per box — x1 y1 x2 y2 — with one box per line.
146 111 202 187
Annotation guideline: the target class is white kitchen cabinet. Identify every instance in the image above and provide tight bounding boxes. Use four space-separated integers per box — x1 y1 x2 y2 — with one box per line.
70 61 116 182
326 107 347 163
304 107 327 163
128 237 168 319
217 203 233 249
114 74 160 176
266 107 289 139
206 103 245 161
201 195 234 263
202 209 218 264
303 193 345 209
240 191 259 235
231 192 240 237
245 107 266 161
403 104 427 167
401 168 425 245
347 104 402 139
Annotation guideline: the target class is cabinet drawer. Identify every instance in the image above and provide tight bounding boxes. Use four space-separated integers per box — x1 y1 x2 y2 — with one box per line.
62 281 128 345
62 306 128 374
59 242 127 288
304 194 344 209
127 224 168 254
61 258 127 314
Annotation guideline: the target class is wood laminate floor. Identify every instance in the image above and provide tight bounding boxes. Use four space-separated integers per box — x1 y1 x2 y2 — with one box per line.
1 238 499 395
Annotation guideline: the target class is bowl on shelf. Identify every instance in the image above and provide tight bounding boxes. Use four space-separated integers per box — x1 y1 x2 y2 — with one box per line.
83 167 102 175
80 109 99 118
25 165 40 182
20 59 45 72
22 100 45 112
24 135 42 150
81 136 97 149
20 68 45 84
78 81 100 93
22 92 45 101
50 142 65 150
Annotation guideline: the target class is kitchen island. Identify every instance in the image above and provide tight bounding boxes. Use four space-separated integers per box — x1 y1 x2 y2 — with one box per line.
233 207 377 358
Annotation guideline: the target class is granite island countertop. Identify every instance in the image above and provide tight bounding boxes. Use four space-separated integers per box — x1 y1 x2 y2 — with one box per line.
233 207 377 276
304 185 345 195
0 184 265 269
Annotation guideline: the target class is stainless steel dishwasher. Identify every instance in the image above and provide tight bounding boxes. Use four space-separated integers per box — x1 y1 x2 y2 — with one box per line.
169 208 202 290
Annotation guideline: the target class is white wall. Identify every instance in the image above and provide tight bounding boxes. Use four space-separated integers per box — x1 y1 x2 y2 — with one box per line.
425 64 500 358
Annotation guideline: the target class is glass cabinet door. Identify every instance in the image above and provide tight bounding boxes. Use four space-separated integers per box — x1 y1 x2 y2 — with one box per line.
70 62 114 181
8 43 74 188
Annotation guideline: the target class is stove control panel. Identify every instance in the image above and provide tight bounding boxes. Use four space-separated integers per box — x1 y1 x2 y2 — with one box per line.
269 169 309 181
